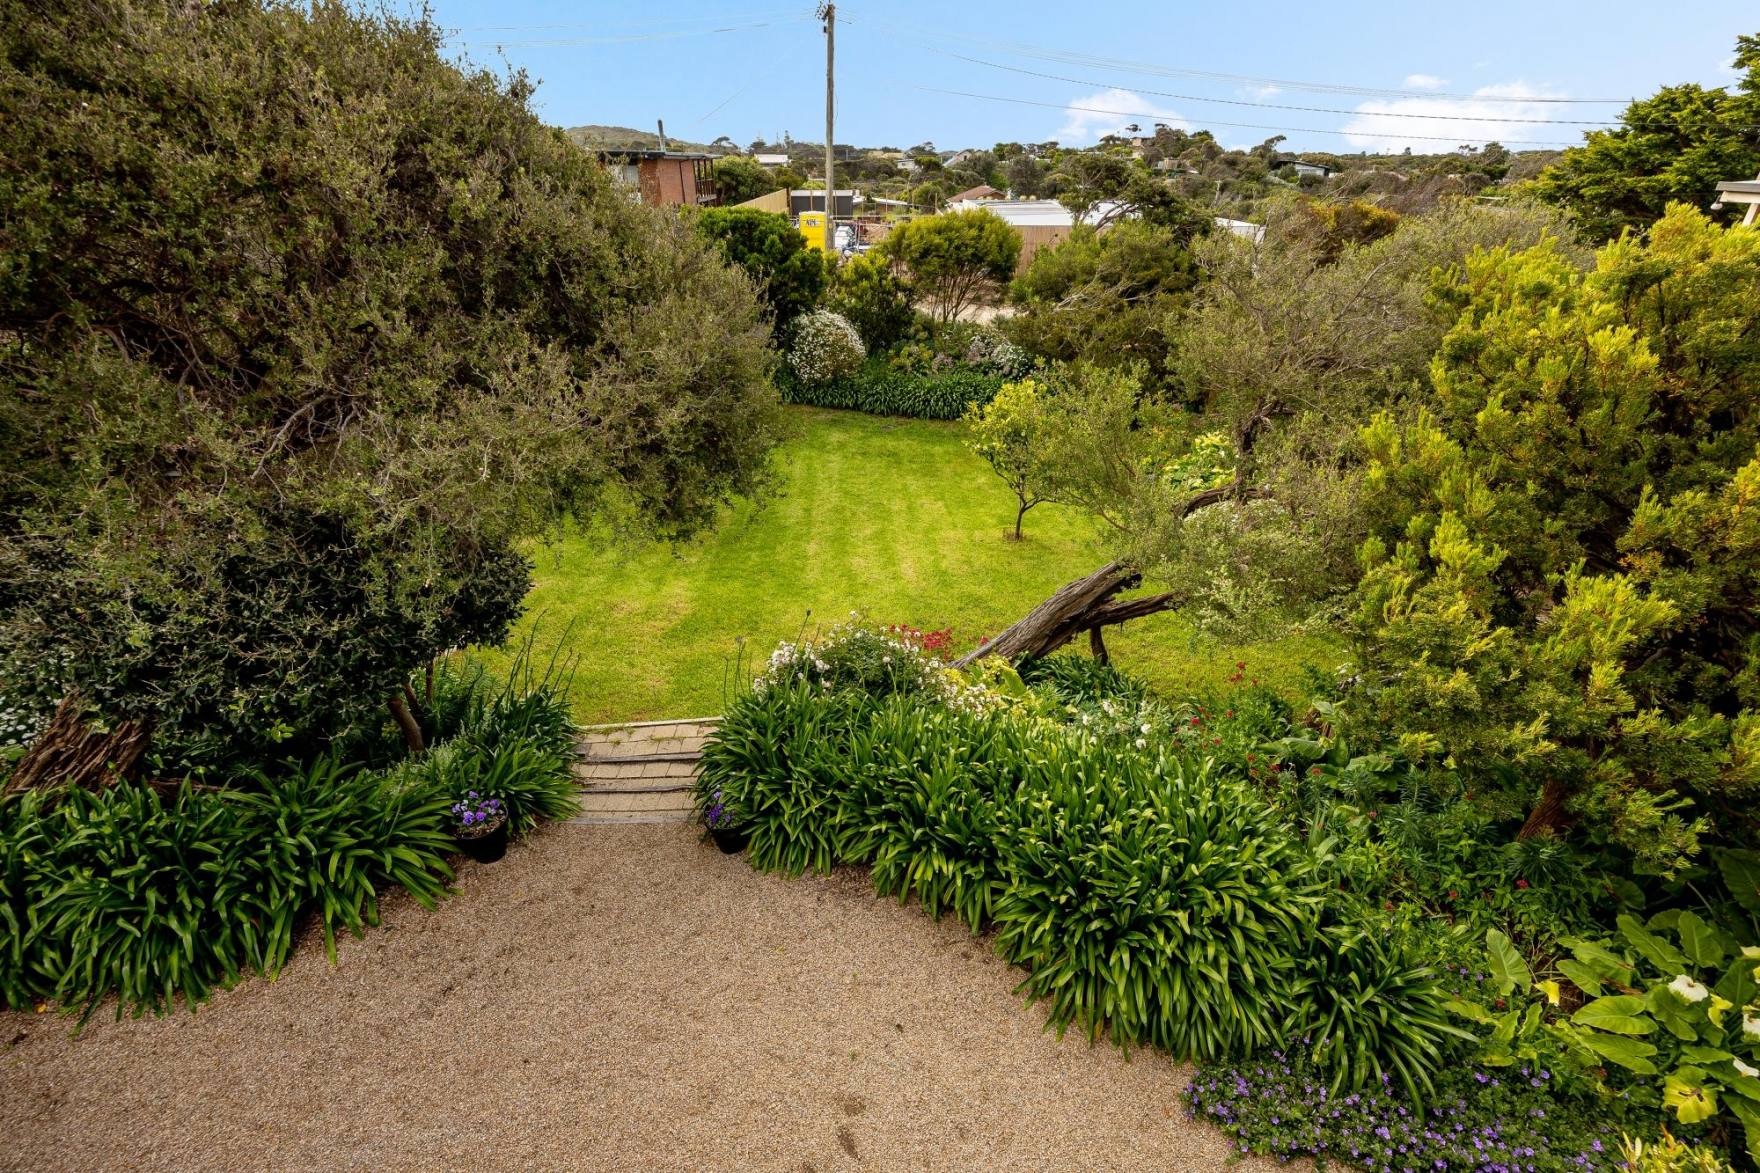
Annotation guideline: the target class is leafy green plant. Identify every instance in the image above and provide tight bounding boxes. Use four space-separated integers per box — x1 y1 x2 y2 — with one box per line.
1455 916 1760 1162
993 745 1319 1060
1297 924 1472 1100
30 784 273 1027
776 357 1002 419
694 682 879 878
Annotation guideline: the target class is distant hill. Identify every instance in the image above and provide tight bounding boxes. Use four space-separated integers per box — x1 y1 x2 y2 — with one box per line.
564 124 721 154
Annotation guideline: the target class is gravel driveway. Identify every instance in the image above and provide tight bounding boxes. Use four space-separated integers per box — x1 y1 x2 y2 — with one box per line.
0 823 1284 1172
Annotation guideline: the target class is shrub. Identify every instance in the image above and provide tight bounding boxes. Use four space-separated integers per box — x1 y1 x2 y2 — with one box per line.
872 208 1020 322
694 681 879 878
827 254 915 350
993 746 1321 1059
29 784 275 1024
777 357 1003 419
233 757 455 968
694 205 828 331
1 0 780 773
786 310 866 387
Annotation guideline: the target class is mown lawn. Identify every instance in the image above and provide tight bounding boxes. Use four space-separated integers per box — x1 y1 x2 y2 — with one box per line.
494 407 1334 723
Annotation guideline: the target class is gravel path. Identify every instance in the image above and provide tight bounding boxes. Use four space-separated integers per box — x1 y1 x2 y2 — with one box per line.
0 823 1284 1172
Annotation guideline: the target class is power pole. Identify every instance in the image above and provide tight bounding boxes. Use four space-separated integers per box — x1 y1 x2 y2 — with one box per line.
819 3 835 254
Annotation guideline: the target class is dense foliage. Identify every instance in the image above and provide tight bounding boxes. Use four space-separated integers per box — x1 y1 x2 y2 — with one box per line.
776 358 1003 420
784 310 865 387
1532 36 1760 242
0 0 780 768
693 206 829 332
826 254 916 351
1005 221 1202 386
0 666 579 1026
698 636 1469 1100
872 209 1020 322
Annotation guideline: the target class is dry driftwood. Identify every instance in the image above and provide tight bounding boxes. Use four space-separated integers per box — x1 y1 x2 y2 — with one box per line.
953 562 1178 670
4 695 152 794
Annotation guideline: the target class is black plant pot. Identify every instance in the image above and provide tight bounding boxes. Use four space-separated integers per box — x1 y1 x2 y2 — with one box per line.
709 825 749 855
459 816 510 863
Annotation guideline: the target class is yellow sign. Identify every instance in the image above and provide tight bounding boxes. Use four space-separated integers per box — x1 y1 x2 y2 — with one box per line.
799 210 828 252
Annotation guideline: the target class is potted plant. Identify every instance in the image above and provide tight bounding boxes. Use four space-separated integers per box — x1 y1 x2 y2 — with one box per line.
452 791 510 863
703 788 747 854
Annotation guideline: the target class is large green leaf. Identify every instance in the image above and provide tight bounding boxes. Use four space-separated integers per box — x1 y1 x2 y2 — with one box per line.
1577 1031 1659 1073
1485 928 1531 996
1620 914 1688 973
1717 954 1760 1009
1676 911 1728 969
1557 959 1606 997
1726 1094 1760 1165
1572 994 1657 1035
1662 1066 1719 1124
1715 849 1760 913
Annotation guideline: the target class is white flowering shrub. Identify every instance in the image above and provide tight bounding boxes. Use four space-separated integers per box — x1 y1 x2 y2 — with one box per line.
785 309 865 387
962 329 1034 379
754 617 1003 715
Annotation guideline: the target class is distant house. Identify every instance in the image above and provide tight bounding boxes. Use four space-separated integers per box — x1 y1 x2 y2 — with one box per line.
948 184 1003 203
596 149 717 207
752 153 791 168
944 149 979 168
1273 157 1338 179
1214 217 1265 243
1714 173 1760 226
1153 159 1201 176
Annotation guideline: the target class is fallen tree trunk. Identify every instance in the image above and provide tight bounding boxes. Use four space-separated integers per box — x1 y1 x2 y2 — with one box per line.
953 562 1179 670
4 695 152 795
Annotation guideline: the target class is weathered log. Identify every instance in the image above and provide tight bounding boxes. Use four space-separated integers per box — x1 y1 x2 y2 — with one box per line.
953 562 1180 670
4 695 152 794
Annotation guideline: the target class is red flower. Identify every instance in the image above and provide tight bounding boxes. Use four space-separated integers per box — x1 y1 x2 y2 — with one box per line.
1515 879 1530 889
1367 810 1378 819
1246 754 1256 762
1383 902 1394 912
1226 710 1234 717
1448 890 1458 900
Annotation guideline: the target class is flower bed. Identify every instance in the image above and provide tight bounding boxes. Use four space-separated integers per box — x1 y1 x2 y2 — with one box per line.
776 358 1003 420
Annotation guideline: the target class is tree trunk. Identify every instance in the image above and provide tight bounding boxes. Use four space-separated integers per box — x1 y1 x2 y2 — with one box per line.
1517 777 1573 840
1089 625 1109 664
1014 496 1028 540
953 562 1179 670
4 695 152 795
388 692 424 754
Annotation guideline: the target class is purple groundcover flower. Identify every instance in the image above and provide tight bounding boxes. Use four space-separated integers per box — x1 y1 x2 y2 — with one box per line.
1183 1044 1627 1173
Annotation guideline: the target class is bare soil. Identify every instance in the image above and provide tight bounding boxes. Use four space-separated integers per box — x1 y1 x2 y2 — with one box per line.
0 824 1284 1172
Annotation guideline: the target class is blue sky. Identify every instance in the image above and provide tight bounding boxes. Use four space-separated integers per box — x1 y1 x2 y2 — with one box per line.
424 1 1754 155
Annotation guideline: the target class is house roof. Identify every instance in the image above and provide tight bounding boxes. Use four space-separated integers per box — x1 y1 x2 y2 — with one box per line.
594 149 713 161
753 153 791 166
949 185 1002 202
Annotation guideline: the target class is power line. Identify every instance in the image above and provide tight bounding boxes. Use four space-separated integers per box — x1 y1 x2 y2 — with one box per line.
862 28 1743 131
449 9 808 33
836 6 1632 104
452 17 809 49
877 83 1586 148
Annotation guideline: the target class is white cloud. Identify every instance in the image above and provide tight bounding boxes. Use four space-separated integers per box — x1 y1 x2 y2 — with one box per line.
1054 88 1188 145
1246 84 1283 99
1342 81 1566 153
1402 73 1449 90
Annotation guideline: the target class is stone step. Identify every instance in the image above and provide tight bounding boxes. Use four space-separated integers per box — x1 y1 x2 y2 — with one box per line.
574 759 699 783
566 811 694 825
574 790 697 815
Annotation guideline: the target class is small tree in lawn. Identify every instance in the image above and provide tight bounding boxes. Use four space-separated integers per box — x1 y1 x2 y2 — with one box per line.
875 209 1020 322
965 379 1052 539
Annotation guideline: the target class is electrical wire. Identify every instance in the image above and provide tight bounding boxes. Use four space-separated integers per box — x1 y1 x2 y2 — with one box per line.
858 26 1746 131
836 6 1631 104
689 24 816 127
873 82 1586 147
452 16 809 49
449 9 809 33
